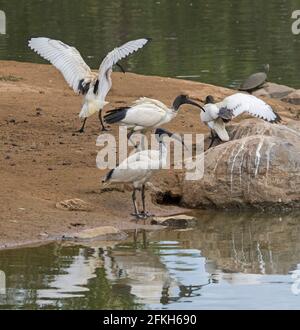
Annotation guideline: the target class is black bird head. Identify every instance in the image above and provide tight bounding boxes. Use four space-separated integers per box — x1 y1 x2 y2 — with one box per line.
155 128 186 148
205 95 215 104
172 94 205 111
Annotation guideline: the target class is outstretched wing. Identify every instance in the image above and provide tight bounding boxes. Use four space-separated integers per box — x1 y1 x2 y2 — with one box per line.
97 38 150 102
28 37 92 93
217 93 281 123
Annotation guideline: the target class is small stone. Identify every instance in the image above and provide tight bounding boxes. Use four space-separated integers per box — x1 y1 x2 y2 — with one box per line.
56 198 92 212
63 226 127 241
151 214 198 227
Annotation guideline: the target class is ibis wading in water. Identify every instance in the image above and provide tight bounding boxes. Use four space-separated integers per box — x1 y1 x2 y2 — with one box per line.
200 93 281 149
28 37 150 132
102 128 184 219
104 94 203 142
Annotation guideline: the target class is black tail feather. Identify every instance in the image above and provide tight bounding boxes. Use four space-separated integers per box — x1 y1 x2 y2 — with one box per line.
103 169 114 183
104 107 129 124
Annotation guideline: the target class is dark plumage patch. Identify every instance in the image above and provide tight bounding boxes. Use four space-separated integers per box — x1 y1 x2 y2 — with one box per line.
78 79 90 95
104 107 129 124
218 107 234 121
93 79 99 94
104 169 114 182
270 111 282 124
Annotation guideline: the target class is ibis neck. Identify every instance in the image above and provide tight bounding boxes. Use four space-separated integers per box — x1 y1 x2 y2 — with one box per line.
159 142 168 168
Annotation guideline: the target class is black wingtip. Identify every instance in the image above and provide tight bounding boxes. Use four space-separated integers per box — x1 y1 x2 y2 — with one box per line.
271 111 282 124
146 37 153 42
103 169 114 183
104 107 129 124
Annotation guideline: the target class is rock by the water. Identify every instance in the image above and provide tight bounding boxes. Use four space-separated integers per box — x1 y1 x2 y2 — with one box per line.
64 226 127 241
182 119 300 210
252 88 270 98
151 214 198 227
282 90 300 105
253 82 295 99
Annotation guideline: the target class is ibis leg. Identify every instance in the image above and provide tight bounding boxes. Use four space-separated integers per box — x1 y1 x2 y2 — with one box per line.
131 188 143 219
208 130 217 149
141 184 146 215
127 129 138 149
77 118 87 133
141 184 154 218
99 109 110 131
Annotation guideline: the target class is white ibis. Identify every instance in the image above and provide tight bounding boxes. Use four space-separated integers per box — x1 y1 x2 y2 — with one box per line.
104 94 203 143
102 128 184 219
200 93 281 148
28 37 150 132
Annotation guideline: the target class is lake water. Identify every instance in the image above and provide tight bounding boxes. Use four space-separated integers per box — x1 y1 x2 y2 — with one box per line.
1 211 300 310
0 0 300 310
1 0 300 88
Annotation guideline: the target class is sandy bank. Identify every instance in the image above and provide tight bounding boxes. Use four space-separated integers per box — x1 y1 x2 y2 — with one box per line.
0 61 298 249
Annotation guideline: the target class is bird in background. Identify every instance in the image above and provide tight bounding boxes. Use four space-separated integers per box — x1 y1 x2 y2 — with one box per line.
102 128 185 219
104 94 204 146
200 93 281 149
28 37 151 132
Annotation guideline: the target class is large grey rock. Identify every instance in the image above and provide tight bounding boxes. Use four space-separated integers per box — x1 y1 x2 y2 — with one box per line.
182 120 300 210
253 82 295 99
282 90 300 105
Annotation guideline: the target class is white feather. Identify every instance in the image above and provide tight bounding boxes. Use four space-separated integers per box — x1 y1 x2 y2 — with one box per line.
217 93 278 122
28 37 93 93
121 102 173 129
97 38 150 103
29 37 150 122
210 118 230 141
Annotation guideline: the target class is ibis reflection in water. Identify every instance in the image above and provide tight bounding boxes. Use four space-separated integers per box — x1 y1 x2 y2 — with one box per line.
2 211 300 309
28 37 150 132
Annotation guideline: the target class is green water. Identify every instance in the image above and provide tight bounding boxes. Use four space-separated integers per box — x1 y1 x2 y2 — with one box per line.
0 0 300 310
1 0 300 88
1 211 300 310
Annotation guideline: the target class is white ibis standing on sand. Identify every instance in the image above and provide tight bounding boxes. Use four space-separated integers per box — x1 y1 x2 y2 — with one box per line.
28 37 150 132
104 94 204 143
200 93 281 149
102 128 184 219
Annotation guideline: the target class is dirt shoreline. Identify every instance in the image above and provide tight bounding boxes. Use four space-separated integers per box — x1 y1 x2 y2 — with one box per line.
0 61 298 250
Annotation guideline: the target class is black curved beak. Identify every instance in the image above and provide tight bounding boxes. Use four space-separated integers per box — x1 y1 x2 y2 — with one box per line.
116 63 126 74
185 98 206 112
155 128 187 149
